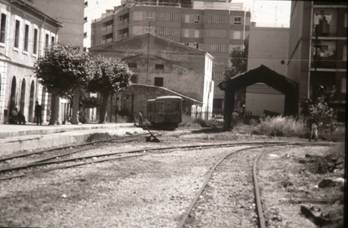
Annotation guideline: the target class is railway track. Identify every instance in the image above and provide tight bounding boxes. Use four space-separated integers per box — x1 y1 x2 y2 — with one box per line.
0 138 333 227
177 142 333 228
0 141 285 180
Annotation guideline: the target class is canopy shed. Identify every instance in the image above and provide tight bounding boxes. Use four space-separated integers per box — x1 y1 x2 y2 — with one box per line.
218 65 298 129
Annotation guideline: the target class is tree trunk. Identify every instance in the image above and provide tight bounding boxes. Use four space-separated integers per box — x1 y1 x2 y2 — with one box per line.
71 89 80 124
49 93 60 125
99 92 109 123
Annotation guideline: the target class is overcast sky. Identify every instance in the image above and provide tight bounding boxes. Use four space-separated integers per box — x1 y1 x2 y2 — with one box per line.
94 0 291 27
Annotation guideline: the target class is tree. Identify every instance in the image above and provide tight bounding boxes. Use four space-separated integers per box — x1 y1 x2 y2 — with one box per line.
87 56 132 123
35 45 95 125
225 39 248 80
301 85 337 138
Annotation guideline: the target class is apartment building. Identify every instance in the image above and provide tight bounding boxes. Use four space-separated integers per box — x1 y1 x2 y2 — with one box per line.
288 1 347 120
29 0 84 47
91 0 250 114
0 0 60 123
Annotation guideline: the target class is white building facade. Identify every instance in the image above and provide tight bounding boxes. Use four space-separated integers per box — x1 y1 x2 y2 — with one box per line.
0 0 60 123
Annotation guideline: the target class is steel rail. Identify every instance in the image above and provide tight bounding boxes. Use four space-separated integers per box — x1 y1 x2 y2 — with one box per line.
0 142 333 182
176 142 333 228
0 141 333 175
0 133 150 163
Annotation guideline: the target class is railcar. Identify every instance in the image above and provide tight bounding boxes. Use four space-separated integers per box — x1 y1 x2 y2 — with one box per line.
146 96 183 129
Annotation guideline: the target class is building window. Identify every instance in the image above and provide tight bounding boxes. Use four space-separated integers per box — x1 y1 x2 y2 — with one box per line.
51 36 55 46
23 24 29 51
186 42 199 49
343 45 347 61
84 16 88 23
183 29 189 38
312 9 337 36
155 64 164 70
154 77 163 86
194 29 200 38
84 32 87 38
33 28 38 54
341 77 346 94
233 16 242 24
184 14 200 23
128 62 137 68
0 13 6 43
133 11 143 21
45 34 49 48
84 1 88 6
14 20 20 48
231 31 242 39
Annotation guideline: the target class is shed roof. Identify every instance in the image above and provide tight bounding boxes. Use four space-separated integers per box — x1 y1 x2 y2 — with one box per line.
218 65 297 95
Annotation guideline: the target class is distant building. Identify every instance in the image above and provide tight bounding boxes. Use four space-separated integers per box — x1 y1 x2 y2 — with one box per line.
90 33 214 119
91 1 250 114
29 0 84 47
246 26 290 116
288 1 346 120
0 0 61 123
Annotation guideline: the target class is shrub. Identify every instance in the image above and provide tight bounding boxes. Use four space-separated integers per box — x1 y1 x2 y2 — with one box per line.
253 116 306 137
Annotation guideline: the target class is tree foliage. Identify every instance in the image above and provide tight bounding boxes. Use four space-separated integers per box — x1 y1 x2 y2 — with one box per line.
35 45 96 97
87 55 132 123
87 56 131 94
301 86 337 131
225 39 249 80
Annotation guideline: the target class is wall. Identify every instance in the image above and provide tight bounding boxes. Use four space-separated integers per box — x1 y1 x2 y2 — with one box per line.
31 0 84 47
0 0 60 123
287 1 311 101
246 26 290 116
91 34 212 106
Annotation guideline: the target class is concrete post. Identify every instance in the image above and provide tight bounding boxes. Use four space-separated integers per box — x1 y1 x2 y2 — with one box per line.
223 89 234 130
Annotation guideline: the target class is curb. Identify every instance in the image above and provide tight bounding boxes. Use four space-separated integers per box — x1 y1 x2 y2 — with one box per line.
1 127 145 157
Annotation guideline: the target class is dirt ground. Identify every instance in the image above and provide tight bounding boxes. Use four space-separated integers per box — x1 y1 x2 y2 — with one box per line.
0 130 345 228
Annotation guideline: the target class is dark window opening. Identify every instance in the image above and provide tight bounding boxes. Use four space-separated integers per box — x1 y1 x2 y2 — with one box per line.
33 28 38 54
0 13 7 43
51 36 55 46
155 64 164 70
45 34 49 48
154 77 163 87
14 20 20 48
128 62 137 68
23 24 29 51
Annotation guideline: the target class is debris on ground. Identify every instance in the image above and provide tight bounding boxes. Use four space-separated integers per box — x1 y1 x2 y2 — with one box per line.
86 133 112 142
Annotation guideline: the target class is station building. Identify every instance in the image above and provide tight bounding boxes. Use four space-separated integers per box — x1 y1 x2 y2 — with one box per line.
0 0 61 123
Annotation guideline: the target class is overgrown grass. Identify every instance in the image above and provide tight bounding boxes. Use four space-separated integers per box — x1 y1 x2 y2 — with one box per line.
252 116 306 137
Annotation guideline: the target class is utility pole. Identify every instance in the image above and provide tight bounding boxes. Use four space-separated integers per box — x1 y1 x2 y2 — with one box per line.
145 16 155 84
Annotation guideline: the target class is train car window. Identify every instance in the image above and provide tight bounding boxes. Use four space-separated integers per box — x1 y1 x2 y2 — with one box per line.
165 100 178 112
156 101 164 113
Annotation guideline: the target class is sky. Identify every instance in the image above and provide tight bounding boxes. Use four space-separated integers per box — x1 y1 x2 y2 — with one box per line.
94 0 291 28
